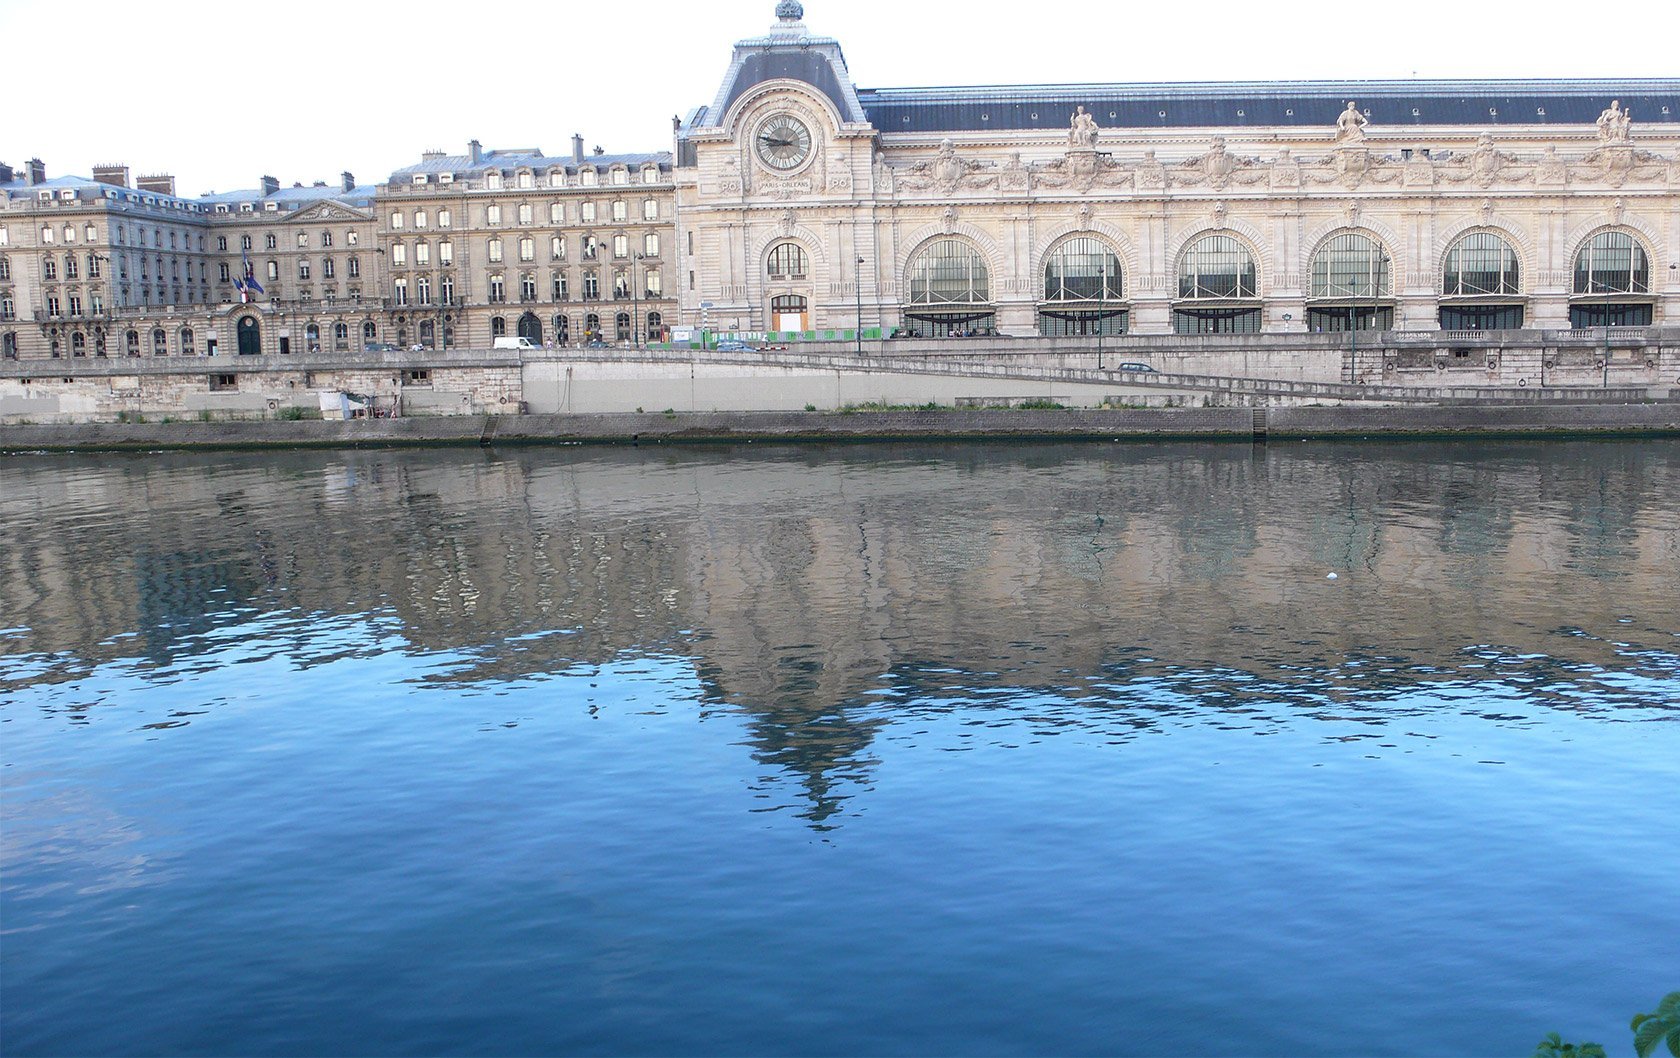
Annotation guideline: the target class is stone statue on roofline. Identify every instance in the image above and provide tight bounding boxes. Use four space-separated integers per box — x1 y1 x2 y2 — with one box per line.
1596 100 1632 143
1335 101 1368 142
1068 106 1100 150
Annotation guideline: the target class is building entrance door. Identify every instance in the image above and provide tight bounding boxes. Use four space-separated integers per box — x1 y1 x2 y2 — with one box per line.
518 312 542 345
236 316 261 355
771 294 808 333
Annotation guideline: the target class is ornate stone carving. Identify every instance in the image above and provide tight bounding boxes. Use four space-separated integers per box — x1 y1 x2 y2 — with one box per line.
1135 150 1166 190
716 155 743 195
1076 203 1093 230
1269 148 1302 189
1578 144 1665 188
825 161 851 193
1536 145 1568 186
1596 100 1632 144
940 205 958 234
778 209 797 235
1402 151 1435 188
897 139 997 194
1335 101 1369 143
1001 152 1030 191
1068 106 1100 150
1176 137 1256 189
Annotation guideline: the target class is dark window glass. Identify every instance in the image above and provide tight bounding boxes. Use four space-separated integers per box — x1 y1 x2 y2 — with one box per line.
1306 306 1393 332
1569 303 1653 328
1439 305 1525 330
1172 307 1263 334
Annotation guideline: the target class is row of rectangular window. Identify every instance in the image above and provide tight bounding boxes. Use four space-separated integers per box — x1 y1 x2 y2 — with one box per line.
388 200 659 229
408 167 662 189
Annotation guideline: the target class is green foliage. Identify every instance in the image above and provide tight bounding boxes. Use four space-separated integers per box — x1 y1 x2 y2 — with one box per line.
804 403 817 412
1633 992 1680 1058
117 410 146 424
197 409 213 422
1014 399 1065 410
276 405 307 421
1533 1032 1606 1058
662 408 675 417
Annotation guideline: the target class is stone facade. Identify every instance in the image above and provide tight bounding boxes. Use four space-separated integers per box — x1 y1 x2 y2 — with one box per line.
672 6 1680 339
1 143 679 363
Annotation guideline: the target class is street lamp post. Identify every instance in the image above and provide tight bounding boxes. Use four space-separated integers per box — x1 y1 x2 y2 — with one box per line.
1097 263 1106 370
855 255 865 357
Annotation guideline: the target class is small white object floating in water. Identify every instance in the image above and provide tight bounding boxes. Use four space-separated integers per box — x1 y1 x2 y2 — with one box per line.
1326 572 1339 580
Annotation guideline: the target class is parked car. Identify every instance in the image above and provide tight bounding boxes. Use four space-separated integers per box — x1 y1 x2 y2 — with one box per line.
714 339 760 352
493 336 540 351
1115 362 1156 373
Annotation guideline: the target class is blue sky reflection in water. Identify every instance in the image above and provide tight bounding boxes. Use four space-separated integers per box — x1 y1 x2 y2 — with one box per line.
1 440 1677 1056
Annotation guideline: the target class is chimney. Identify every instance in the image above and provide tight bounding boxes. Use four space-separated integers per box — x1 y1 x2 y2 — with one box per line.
572 134 585 164
27 158 46 185
136 174 176 196
468 139 483 165
341 171 355 193
260 174 279 196
0 161 12 184
93 164 131 188
593 145 604 156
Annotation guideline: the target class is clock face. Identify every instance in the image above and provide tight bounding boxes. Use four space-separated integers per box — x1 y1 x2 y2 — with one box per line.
755 115 813 171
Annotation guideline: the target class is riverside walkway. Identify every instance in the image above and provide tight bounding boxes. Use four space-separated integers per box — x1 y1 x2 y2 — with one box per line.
538 345 1674 405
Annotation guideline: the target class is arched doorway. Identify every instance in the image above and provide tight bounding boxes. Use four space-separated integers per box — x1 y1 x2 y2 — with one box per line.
518 312 542 345
237 316 262 356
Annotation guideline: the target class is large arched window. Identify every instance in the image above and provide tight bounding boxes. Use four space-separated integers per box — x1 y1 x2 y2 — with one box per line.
1440 232 1524 330
903 239 994 337
1039 237 1125 336
1570 231 1653 328
1573 231 1649 295
1307 232 1392 332
1174 234 1260 334
1443 232 1520 296
767 242 808 280
152 327 168 356
908 239 989 304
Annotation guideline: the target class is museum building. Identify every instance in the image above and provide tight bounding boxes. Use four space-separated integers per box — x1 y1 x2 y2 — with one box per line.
673 2 1679 338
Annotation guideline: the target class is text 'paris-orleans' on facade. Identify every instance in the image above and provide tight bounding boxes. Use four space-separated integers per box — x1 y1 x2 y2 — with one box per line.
1 0 1677 361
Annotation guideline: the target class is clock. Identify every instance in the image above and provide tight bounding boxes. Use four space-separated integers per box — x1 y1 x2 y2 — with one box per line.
754 114 813 171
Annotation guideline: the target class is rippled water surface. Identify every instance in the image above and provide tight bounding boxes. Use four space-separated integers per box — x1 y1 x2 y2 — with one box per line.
3 440 1678 1056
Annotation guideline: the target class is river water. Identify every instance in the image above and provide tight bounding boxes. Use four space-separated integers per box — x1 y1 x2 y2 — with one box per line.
3 439 1677 1056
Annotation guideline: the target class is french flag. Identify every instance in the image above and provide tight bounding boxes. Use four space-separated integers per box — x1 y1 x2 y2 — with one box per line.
239 250 264 301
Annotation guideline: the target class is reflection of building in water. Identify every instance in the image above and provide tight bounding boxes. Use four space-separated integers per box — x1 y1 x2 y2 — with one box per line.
3 444 1678 820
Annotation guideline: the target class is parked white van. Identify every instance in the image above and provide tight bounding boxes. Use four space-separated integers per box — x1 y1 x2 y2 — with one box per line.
493 336 540 351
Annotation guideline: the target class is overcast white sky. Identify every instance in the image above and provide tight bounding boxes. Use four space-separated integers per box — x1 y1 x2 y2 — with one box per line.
4 0 1674 196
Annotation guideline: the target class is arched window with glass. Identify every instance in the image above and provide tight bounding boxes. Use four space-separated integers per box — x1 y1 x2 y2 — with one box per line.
1306 232 1392 332
1038 237 1125 336
1570 231 1653 328
151 327 168 356
767 242 808 280
180 327 194 355
903 238 993 337
1439 231 1524 330
1174 234 1261 334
